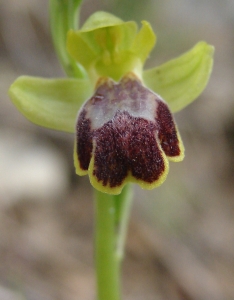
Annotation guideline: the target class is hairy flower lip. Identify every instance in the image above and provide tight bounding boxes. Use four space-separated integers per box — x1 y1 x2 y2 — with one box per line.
74 73 184 194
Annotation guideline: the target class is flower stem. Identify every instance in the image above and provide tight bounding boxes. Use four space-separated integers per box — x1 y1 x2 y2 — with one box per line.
95 191 120 300
95 185 133 300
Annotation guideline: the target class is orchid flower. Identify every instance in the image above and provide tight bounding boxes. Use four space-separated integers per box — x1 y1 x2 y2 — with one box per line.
8 10 214 195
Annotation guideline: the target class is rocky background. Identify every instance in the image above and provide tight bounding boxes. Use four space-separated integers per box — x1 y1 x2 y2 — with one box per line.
0 0 234 299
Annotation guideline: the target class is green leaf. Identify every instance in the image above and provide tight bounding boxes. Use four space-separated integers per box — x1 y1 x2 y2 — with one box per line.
143 41 214 112
49 0 86 78
9 76 92 132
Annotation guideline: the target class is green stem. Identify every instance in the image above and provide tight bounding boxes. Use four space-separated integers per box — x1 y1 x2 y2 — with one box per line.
95 185 133 300
95 191 120 300
49 0 86 78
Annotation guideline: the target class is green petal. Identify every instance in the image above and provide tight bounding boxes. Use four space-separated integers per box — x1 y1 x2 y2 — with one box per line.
131 21 156 64
67 30 97 69
9 76 92 132
143 41 214 112
67 11 138 81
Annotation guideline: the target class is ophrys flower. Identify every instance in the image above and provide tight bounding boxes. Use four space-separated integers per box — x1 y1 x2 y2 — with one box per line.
9 11 214 194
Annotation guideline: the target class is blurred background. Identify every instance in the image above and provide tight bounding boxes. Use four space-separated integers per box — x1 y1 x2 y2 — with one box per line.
1 0 234 299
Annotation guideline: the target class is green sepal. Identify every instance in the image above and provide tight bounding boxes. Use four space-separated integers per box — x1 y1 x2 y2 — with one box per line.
81 11 124 31
9 76 92 132
143 41 214 112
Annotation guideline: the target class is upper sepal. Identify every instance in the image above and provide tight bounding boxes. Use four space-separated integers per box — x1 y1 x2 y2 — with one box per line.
67 11 156 82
